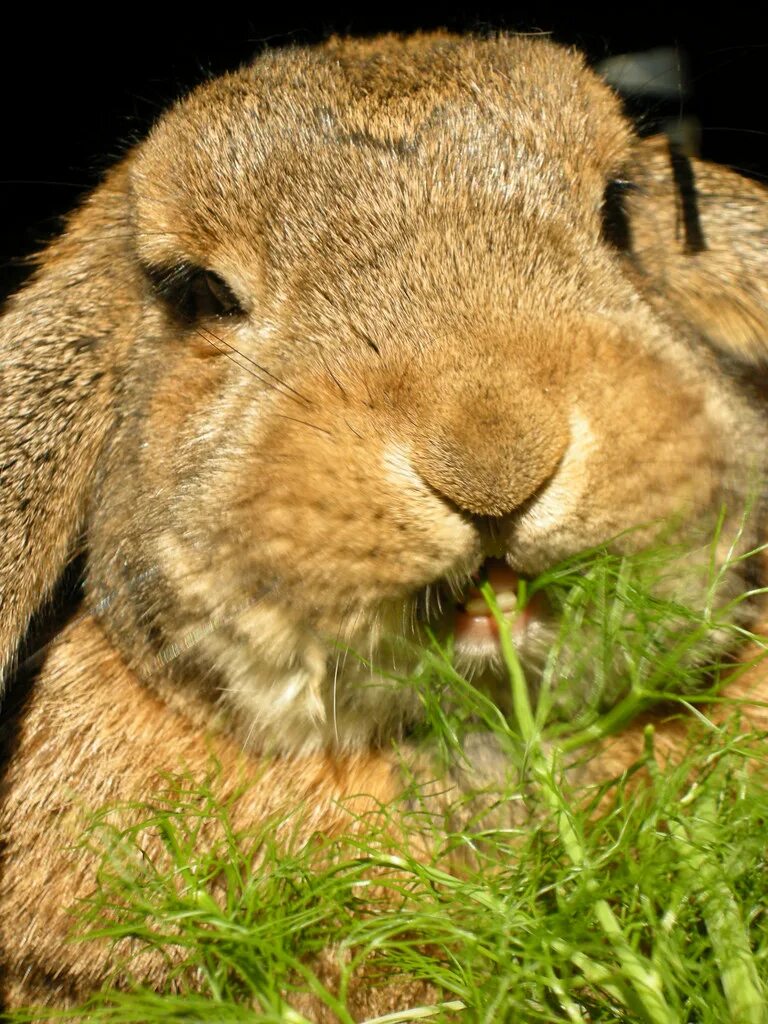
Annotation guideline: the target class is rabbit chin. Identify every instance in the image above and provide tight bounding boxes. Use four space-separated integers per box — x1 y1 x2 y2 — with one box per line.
170 601 552 757
150 531 759 757
148 518 754 756
149 570 558 757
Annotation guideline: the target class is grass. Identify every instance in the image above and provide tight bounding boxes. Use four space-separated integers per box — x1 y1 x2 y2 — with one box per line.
9 522 768 1023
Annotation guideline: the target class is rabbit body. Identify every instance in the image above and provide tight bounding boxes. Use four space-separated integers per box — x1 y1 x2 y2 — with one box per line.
1 32 768 1013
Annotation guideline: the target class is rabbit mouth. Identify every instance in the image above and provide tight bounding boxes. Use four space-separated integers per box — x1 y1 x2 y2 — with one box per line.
453 559 545 644
417 557 552 665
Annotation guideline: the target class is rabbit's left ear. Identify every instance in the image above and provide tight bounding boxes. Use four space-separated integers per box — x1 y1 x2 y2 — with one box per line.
623 135 768 363
0 162 142 686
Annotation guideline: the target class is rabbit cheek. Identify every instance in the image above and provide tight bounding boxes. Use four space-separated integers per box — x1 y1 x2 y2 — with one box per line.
102 378 482 752
505 331 758 602
141 345 231 469
233 407 479 616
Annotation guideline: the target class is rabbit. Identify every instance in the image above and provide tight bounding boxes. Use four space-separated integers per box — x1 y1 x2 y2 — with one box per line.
1 30 768 1017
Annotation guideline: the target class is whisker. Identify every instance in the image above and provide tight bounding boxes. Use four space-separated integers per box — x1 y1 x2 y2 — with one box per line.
331 597 355 744
197 325 312 407
272 413 334 437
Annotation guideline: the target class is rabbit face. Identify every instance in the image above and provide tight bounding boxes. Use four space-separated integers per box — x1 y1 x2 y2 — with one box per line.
75 37 767 753
4 36 767 753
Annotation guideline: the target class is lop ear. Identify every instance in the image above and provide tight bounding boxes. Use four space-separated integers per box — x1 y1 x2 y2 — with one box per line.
0 163 141 686
626 135 768 362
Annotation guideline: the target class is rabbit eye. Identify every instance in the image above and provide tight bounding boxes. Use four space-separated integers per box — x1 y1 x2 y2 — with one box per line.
145 263 244 321
601 178 636 252
189 270 243 318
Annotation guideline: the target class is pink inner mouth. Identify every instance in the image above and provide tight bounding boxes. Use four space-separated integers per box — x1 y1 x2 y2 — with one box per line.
454 559 543 643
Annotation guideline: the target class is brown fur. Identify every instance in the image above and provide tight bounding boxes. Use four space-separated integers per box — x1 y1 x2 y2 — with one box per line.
1 616 418 1016
2 32 768 1015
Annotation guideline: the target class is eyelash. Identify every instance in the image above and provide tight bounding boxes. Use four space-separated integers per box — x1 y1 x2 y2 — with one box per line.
145 264 244 321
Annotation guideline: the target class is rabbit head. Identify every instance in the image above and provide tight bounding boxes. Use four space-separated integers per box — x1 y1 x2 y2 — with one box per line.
1 33 767 752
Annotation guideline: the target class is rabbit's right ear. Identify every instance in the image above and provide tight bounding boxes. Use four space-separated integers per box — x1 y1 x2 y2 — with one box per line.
0 163 141 688
625 136 768 363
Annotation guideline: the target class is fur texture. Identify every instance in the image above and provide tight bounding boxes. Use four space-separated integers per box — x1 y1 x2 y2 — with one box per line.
1 32 768 1013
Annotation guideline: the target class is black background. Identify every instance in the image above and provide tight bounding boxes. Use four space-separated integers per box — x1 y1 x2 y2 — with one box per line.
1 5 765 300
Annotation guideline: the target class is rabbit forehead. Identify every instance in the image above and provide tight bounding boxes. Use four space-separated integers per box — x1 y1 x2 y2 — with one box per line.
130 34 631 270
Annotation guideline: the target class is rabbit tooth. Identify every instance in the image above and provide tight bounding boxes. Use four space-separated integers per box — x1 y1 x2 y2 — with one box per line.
496 592 519 613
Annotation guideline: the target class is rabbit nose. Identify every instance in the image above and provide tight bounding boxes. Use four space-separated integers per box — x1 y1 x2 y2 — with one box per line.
411 392 569 517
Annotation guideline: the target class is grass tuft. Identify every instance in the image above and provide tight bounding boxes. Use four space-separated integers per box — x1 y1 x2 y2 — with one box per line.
10 525 768 1022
